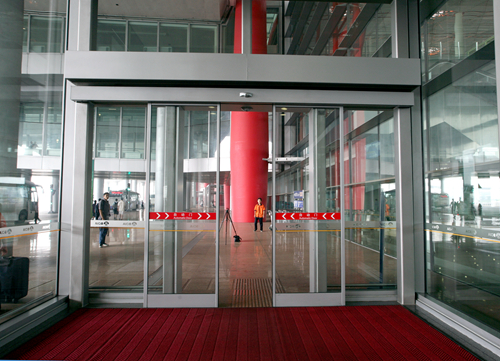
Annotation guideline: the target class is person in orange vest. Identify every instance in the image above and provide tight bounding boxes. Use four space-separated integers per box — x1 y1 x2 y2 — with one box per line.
254 198 265 232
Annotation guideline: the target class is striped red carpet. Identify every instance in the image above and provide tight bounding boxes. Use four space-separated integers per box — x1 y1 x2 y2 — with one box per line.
7 306 479 360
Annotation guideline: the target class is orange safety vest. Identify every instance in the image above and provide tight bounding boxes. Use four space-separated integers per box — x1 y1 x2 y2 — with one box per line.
254 204 265 218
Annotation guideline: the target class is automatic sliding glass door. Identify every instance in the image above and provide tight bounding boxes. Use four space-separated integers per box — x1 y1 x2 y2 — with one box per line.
272 106 345 306
145 104 219 307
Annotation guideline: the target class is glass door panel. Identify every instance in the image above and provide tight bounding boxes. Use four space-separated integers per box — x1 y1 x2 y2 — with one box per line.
273 106 343 306
147 105 218 307
343 109 397 290
89 105 147 293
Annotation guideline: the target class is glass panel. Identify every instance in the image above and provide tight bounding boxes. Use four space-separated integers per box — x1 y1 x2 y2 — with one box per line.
344 109 397 289
95 107 120 158
0 0 64 324
421 0 494 82
149 106 216 295
275 107 342 294
268 1 392 57
19 103 44 156
89 172 146 291
128 22 158 52
29 16 63 53
45 100 63 156
121 107 146 159
159 24 188 52
96 20 126 51
188 110 209 159
23 16 28 52
423 56 500 330
190 25 217 53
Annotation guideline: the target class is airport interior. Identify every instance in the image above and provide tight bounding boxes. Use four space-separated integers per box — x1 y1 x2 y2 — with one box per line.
1 0 500 359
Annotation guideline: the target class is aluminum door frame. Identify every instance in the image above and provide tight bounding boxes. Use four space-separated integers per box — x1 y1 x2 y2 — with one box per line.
272 105 346 307
144 103 220 308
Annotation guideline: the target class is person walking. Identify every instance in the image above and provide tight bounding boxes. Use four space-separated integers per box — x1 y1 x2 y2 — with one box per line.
98 192 110 248
254 198 265 232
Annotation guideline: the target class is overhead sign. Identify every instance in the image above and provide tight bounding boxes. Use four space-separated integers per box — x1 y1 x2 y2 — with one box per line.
276 212 340 221
149 212 215 220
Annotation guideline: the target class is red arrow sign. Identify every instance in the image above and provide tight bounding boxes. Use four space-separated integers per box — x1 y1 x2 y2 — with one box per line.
149 212 216 220
275 212 340 221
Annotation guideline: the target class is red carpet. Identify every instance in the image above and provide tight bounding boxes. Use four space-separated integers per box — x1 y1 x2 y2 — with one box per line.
6 306 479 360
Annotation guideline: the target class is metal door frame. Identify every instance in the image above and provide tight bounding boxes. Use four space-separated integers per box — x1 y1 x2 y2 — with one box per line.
70 85 415 307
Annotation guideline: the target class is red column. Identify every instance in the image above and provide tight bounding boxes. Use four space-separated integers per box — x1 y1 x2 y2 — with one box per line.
231 0 268 222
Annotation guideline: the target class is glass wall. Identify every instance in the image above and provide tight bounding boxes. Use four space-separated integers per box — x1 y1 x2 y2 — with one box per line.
93 1 396 56
96 19 218 53
278 2 392 57
421 0 500 332
0 0 66 324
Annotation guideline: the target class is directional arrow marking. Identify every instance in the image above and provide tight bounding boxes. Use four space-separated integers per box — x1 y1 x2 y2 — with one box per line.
282 213 286 220
323 213 327 220
156 213 160 219
165 213 169 219
198 213 202 220
206 213 211 219
291 214 295 220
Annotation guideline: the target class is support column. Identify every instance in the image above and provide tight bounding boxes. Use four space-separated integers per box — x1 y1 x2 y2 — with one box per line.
95 177 104 200
0 0 23 175
231 0 268 222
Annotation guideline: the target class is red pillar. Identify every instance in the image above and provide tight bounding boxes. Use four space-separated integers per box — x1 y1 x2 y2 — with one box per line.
231 0 268 222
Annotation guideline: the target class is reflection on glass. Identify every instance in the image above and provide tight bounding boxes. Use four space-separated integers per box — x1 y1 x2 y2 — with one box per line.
190 25 217 53
275 108 341 293
89 172 146 290
422 3 500 328
96 20 126 51
188 111 209 159
0 0 64 324
344 109 396 289
121 108 146 159
19 103 43 156
128 22 158 52
159 24 188 52
421 0 494 81
29 16 63 53
95 107 120 158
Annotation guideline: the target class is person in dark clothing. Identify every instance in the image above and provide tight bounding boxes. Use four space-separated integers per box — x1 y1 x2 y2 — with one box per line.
98 192 110 248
